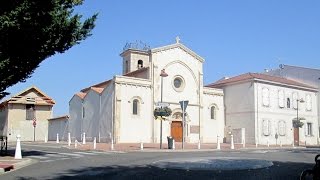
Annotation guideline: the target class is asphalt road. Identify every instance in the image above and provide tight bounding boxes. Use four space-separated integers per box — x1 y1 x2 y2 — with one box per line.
1 143 319 180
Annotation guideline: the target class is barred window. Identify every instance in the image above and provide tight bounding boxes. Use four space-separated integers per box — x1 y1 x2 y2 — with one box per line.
292 92 298 109
306 94 312 111
26 104 35 120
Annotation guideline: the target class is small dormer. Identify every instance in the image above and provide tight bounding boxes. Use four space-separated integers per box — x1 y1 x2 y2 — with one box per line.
120 41 151 74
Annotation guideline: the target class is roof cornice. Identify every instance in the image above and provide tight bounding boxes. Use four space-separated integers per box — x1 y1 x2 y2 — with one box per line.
151 43 205 63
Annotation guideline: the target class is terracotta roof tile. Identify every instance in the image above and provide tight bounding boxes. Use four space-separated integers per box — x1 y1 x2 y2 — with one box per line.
206 73 317 89
124 67 149 77
90 87 104 93
76 92 86 99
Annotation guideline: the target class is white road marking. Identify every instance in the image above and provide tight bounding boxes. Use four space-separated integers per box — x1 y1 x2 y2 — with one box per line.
58 152 84 157
28 155 49 159
74 151 99 155
45 153 67 158
40 160 55 163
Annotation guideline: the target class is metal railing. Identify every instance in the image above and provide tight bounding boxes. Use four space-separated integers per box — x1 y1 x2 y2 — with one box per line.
0 136 7 156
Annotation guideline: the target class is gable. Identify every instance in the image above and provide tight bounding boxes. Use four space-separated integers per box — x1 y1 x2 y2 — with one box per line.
151 42 204 63
1 86 55 106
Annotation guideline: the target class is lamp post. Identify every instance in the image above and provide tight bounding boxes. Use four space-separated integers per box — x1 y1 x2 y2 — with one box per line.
295 98 305 146
160 69 168 149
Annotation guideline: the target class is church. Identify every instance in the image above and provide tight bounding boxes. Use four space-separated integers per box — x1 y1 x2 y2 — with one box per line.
69 38 225 144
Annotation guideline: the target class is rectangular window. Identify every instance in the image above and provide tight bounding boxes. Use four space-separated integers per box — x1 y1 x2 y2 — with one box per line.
262 88 270 107
306 94 312 111
307 123 312 136
278 120 286 136
278 90 284 108
262 119 270 136
26 104 35 120
292 92 298 109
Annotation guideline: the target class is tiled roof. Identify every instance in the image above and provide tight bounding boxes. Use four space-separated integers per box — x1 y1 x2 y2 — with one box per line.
76 92 86 99
123 67 149 77
48 115 69 121
206 73 317 89
90 87 104 94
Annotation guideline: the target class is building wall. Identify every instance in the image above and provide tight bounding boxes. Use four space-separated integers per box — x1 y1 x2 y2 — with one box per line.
48 118 69 141
201 88 224 143
255 82 318 145
69 96 83 141
151 47 206 143
223 82 256 143
0 107 8 136
115 76 152 143
7 104 52 141
100 82 114 142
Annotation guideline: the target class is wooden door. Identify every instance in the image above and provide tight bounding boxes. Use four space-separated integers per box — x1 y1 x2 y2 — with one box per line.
294 127 299 146
171 121 182 142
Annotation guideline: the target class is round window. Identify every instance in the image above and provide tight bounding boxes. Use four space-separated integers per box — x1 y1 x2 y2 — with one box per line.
172 76 185 92
174 78 182 88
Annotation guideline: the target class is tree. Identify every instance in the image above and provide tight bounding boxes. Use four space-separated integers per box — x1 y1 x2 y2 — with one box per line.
292 117 305 128
0 0 98 99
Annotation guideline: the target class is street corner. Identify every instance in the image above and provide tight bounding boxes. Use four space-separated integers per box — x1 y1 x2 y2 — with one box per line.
0 157 36 174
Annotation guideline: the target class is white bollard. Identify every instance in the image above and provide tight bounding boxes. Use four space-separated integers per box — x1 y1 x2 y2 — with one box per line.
230 135 234 150
98 132 101 143
82 132 86 145
172 139 175 150
44 135 47 143
68 133 71 147
14 134 22 159
198 140 201 150
280 140 282 148
217 135 221 150
75 140 78 149
292 141 295 148
111 139 114 150
255 142 258 148
140 142 144 150
56 133 59 143
242 138 246 148
93 137 96 150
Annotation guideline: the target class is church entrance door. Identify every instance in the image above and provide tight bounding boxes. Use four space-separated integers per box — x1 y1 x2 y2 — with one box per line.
171 121 182 142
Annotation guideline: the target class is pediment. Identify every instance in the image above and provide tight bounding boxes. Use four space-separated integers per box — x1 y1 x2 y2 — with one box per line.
151 42 204 63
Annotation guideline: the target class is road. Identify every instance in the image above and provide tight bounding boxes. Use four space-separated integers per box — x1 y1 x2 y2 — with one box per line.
1 143 319 180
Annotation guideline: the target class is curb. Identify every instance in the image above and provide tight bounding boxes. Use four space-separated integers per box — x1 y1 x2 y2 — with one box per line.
14 158 35 170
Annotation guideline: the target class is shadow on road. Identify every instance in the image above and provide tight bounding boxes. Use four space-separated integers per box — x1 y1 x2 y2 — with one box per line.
15 161 313 180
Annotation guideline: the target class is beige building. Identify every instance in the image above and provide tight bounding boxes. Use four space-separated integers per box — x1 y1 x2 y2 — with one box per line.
0 86 55 141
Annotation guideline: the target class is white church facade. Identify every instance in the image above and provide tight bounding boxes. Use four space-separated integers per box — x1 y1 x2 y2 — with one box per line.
69 38 225 144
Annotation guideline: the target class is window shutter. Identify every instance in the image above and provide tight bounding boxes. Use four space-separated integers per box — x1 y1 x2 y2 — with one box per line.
304 123 308 136
262 88 269 106
262 120 269 136
292 92 298 109
306 94 312 111
278 90 284 108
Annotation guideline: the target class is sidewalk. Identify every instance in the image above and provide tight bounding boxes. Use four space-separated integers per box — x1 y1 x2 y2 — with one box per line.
0 151 34 174
64 141 308 152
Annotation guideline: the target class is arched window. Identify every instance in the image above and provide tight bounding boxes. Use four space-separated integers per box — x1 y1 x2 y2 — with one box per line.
210 106 216 120
133 99 139 115
287 98 291 108
138 60 143 69
125 61 129 73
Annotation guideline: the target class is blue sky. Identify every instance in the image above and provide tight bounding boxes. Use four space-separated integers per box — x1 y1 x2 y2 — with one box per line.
4 0 320 116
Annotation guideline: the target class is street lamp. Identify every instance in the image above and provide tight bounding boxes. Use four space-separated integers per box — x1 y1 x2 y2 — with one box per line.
160 69 168 149
294 98 305 146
